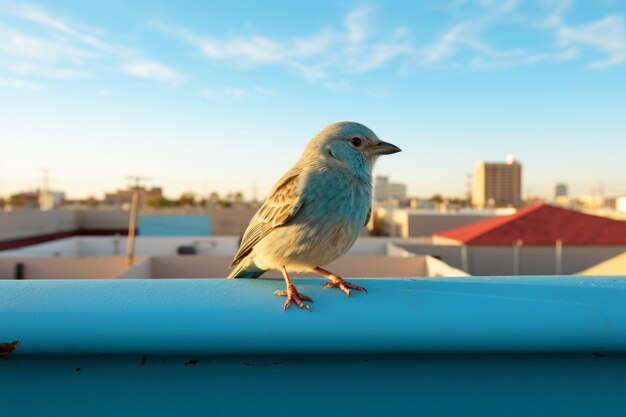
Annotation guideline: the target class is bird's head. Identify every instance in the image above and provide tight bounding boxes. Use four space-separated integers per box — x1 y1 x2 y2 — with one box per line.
305 121 401 172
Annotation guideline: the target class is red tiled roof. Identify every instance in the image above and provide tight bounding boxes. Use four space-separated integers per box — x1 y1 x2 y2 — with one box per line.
434 203 626 245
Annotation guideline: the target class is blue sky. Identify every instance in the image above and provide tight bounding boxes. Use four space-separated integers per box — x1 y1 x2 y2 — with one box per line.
0 0 625 200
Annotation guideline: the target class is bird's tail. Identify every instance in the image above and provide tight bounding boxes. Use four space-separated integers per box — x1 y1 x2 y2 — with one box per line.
227 256 267 279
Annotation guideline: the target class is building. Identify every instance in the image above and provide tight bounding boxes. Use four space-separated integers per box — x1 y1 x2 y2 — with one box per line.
553 183 571 206
472 155 522 208
579 194 606 209
554 183 568 199
373 176 407 202
103 186 163 207
429 203 626 275
39 191 66 210
372 207 510 238
434 203 626 245
8 191 40 209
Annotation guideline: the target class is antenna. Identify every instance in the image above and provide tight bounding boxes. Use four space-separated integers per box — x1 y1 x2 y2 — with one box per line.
125 175 151 190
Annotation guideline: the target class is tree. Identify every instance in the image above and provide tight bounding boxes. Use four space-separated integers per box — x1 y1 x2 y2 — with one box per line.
178 192 196 207
147 196 171 208
85 196 98 207
430 194 444 204
9 194 25 207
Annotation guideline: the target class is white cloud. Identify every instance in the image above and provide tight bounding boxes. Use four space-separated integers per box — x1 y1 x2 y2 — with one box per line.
558 16 626 68
0 74 42 90
252 86 273 95
223 87 247 98
422 24 469 64
345 5 373 43
10 4 113 51
420 0 625 70
123 60 180 83
0 25 92 62
201 88 215 98
201 86 274 99
541 0 573 28
1 4 180 84
151 5 411 85
11 62 92 79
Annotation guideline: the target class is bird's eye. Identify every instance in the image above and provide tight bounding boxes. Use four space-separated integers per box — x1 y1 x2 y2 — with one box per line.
350 137 362 147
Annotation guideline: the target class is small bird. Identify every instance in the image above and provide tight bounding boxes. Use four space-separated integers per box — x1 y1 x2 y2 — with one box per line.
228 121 401 310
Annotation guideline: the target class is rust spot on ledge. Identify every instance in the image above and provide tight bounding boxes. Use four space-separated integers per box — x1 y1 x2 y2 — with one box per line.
0 340 19 359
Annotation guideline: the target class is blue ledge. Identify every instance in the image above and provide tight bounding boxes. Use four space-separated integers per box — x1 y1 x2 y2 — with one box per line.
2 276 626 355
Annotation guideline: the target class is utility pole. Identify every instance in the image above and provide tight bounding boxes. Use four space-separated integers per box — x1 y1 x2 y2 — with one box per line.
38 168 51 210
125 176 150 267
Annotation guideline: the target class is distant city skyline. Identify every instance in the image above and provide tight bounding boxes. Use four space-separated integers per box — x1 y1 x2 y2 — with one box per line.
1 1 625 200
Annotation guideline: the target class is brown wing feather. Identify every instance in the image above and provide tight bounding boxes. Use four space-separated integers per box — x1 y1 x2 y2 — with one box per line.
229 167 305 267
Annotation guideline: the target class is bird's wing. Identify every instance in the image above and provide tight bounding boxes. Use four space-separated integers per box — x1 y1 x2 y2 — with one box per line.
364 206 371 228
230 167 306 267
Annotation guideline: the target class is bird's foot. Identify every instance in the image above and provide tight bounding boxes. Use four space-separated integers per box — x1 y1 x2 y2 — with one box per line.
274 283 313 311
322 275 368 297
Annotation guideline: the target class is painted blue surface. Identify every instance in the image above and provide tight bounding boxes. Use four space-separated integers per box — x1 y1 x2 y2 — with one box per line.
2 277 626 355
2 277 626 416
138 215 211 236
3 353 626 417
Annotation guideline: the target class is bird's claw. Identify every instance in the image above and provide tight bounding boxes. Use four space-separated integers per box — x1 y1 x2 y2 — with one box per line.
274 284 313 311
322 277 368 297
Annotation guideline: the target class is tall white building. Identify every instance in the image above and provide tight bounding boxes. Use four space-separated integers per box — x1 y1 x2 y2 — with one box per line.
374 176 407 202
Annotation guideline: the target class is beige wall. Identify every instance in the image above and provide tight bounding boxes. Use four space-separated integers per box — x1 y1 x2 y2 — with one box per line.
116 255 428 279
0 210 76 241
407 214 496 237
397 242 626 276
75 210 129 230
374 208 499 238
77 207 257 235
576 252 626 275
396 243 464 269
0 256 137 279
0 207 260 244
205 207 258 236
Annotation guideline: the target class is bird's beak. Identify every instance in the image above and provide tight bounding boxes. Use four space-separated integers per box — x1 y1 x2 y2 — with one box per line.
371 140 402 155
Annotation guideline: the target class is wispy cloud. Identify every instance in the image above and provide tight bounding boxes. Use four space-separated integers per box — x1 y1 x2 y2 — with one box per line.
11 62 92 79
0 25 92 62
420 0 625 70
0 3 179 86
0 74 42 90
223 87 246 99
10 4 113 51
420 0 530 68
200 88 215 99
345 4 373 43
558 16 625 68
123 60 180 83
151 5 411 86
200 86 272 100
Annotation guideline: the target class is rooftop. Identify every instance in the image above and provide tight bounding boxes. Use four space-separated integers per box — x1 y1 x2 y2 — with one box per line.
434 203 626 245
